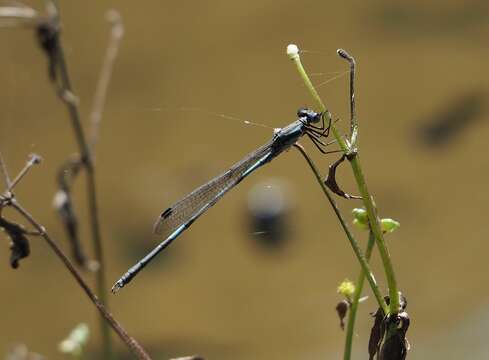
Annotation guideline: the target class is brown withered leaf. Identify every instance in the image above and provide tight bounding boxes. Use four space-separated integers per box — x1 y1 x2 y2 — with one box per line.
324 154 361 200
0 217 30 269
378 311 410 360
368 294 409 360
368 305 386 360
335 299 350 330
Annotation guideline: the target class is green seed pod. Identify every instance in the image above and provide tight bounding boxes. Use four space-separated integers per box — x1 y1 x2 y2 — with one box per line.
381 218 400 233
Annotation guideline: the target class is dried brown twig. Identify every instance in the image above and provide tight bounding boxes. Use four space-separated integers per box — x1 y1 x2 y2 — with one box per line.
0 2 125 357
36 2 113 353
0 154 152 360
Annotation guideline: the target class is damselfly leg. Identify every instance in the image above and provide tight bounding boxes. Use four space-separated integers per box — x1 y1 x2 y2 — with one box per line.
305 112 332 137
306 133 342 155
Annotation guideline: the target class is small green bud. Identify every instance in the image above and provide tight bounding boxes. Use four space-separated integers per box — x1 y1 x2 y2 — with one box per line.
381 218 400 233
353 218 369 230
352 208 368 225
337 279 356 301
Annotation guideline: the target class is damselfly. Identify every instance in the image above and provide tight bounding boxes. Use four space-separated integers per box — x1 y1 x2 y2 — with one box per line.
112 108 332 293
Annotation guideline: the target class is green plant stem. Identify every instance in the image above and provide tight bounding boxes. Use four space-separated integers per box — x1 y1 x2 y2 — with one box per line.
344 230 375 360
294 144 387 313
55 29 112 358
289 50 400 314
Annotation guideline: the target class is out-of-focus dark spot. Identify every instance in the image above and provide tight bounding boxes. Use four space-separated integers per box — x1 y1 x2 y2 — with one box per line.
416 90 487 148
246 180 291 251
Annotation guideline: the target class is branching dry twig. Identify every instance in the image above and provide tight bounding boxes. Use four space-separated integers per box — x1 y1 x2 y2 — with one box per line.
35 2 116 355
7 154 42 192
0 2 121 356
0 154 152 360
9 200 152 360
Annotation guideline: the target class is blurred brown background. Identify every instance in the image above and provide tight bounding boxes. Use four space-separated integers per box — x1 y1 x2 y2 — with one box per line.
1 0 488 359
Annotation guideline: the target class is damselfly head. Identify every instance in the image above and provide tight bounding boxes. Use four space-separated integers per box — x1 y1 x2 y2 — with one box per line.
297 107 321 124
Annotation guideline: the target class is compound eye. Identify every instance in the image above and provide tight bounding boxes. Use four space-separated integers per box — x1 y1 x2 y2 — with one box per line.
297 107 309 118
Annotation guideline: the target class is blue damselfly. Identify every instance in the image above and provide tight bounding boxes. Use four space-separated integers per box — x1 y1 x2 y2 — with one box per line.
112 108 332 293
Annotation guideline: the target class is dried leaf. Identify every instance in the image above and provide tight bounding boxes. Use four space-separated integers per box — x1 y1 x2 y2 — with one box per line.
368 294 409 360
379 311 410 360
324 154 361 199
368 305 386 360
0 217 30 269
335 299 349 330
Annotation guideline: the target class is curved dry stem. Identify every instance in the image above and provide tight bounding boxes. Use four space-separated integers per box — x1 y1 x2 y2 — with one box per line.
45 6 112 353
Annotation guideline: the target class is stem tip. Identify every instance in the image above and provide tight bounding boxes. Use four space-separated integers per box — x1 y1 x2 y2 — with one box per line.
286 44 300 60
28 153 42 165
